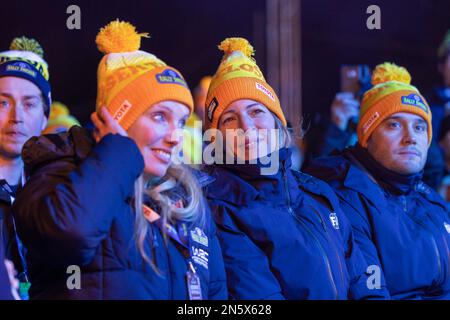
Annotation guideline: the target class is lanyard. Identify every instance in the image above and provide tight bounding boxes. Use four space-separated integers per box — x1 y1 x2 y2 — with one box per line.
142 204 203 300
0 180 30 299
143 205 189 251
0 182 28 278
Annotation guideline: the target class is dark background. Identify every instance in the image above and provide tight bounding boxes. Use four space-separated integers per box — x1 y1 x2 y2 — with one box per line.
1 0 449 125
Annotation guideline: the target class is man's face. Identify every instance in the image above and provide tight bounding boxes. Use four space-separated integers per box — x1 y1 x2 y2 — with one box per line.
0 77 47 160
366 112 429 174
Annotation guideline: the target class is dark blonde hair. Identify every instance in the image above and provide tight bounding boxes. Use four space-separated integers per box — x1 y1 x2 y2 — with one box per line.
133 164 205 272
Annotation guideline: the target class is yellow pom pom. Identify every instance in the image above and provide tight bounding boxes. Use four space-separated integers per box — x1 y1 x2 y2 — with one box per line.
96 20 149 54
371 62 411 86
49 101 70 120
218 37 254 59
198 76 212 90
9 36 44 58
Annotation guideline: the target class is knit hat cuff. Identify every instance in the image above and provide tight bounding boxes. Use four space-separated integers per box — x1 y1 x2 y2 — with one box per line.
357 90 432 147
0 60 51 117
107 66 194 130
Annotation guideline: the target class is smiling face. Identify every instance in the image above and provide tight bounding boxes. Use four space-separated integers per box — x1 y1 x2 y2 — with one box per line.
127 101 190 177
366 112 429 174
0 77 48 160
218 99 276 161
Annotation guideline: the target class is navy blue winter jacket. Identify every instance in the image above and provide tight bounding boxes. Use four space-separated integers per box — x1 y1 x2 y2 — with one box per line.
12 127 227 300
306 146 450 299
204 148 389 300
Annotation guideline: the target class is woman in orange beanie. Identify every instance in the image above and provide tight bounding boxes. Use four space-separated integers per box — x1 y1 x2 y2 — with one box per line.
202 37 389 299
12 20 226 300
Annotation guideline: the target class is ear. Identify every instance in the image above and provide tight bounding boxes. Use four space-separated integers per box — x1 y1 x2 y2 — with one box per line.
40 116 48 132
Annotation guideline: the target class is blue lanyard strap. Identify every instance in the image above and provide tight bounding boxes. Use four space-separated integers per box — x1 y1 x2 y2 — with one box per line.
153 218 189 250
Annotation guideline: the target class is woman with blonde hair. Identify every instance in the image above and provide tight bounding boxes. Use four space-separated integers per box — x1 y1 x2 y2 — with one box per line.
12 20 226 300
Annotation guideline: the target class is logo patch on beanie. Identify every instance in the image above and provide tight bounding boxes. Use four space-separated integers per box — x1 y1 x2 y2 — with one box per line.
207 98 219 122
401 94 429 113
0 56 49 80
156 69 187 87
255 82 275 102
362 111 380 134
113 100 132 122
5 61 37 78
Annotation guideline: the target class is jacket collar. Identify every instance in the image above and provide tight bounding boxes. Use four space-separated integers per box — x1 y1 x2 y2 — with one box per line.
205 148 293 206
0 180 16 203
350 144 423 195
342 148 449 213
341 150 389 211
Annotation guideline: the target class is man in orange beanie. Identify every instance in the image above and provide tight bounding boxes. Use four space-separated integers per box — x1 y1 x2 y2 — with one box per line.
306 62 450 299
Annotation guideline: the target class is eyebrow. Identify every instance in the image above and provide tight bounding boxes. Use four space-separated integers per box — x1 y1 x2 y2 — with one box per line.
386 115 426 124
0 92 40 100
153 104 189 119
222 103 263 115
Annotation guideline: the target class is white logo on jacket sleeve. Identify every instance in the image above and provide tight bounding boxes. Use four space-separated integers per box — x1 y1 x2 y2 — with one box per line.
329 212 340 230
444 222 450 234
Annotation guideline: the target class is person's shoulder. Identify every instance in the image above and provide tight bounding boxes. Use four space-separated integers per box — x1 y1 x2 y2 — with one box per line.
303 150 351 184
188 166 216 188
22 126 95 175
201 165 258 207
291 169 342 204
417 181 449 211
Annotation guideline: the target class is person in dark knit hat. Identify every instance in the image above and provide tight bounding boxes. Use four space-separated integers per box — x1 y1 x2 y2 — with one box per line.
0 36 51 300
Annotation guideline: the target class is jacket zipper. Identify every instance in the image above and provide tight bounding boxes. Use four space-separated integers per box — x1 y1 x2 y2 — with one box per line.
310 207 346 290
412 218 443 287
282 164 339 299
441 234 450 282
425 212 450 288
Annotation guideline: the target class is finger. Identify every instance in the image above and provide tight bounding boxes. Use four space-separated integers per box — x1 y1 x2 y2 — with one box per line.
343 105 360 116
340 97 359 106
93 129 101 143
101 107 128 137
336 92 354 100
100 107 115 126
91 112 104 130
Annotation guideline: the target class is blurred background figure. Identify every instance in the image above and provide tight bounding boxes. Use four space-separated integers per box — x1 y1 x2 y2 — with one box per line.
42 101 80 134
193 76 212 122
303 65 371 164
427 30 450 140
422 30 450 189
182 76 212 166
438 114 450 201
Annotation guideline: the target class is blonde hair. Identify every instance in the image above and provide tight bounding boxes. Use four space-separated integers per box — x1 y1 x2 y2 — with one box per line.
273 113 292 149
133 164 206 271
